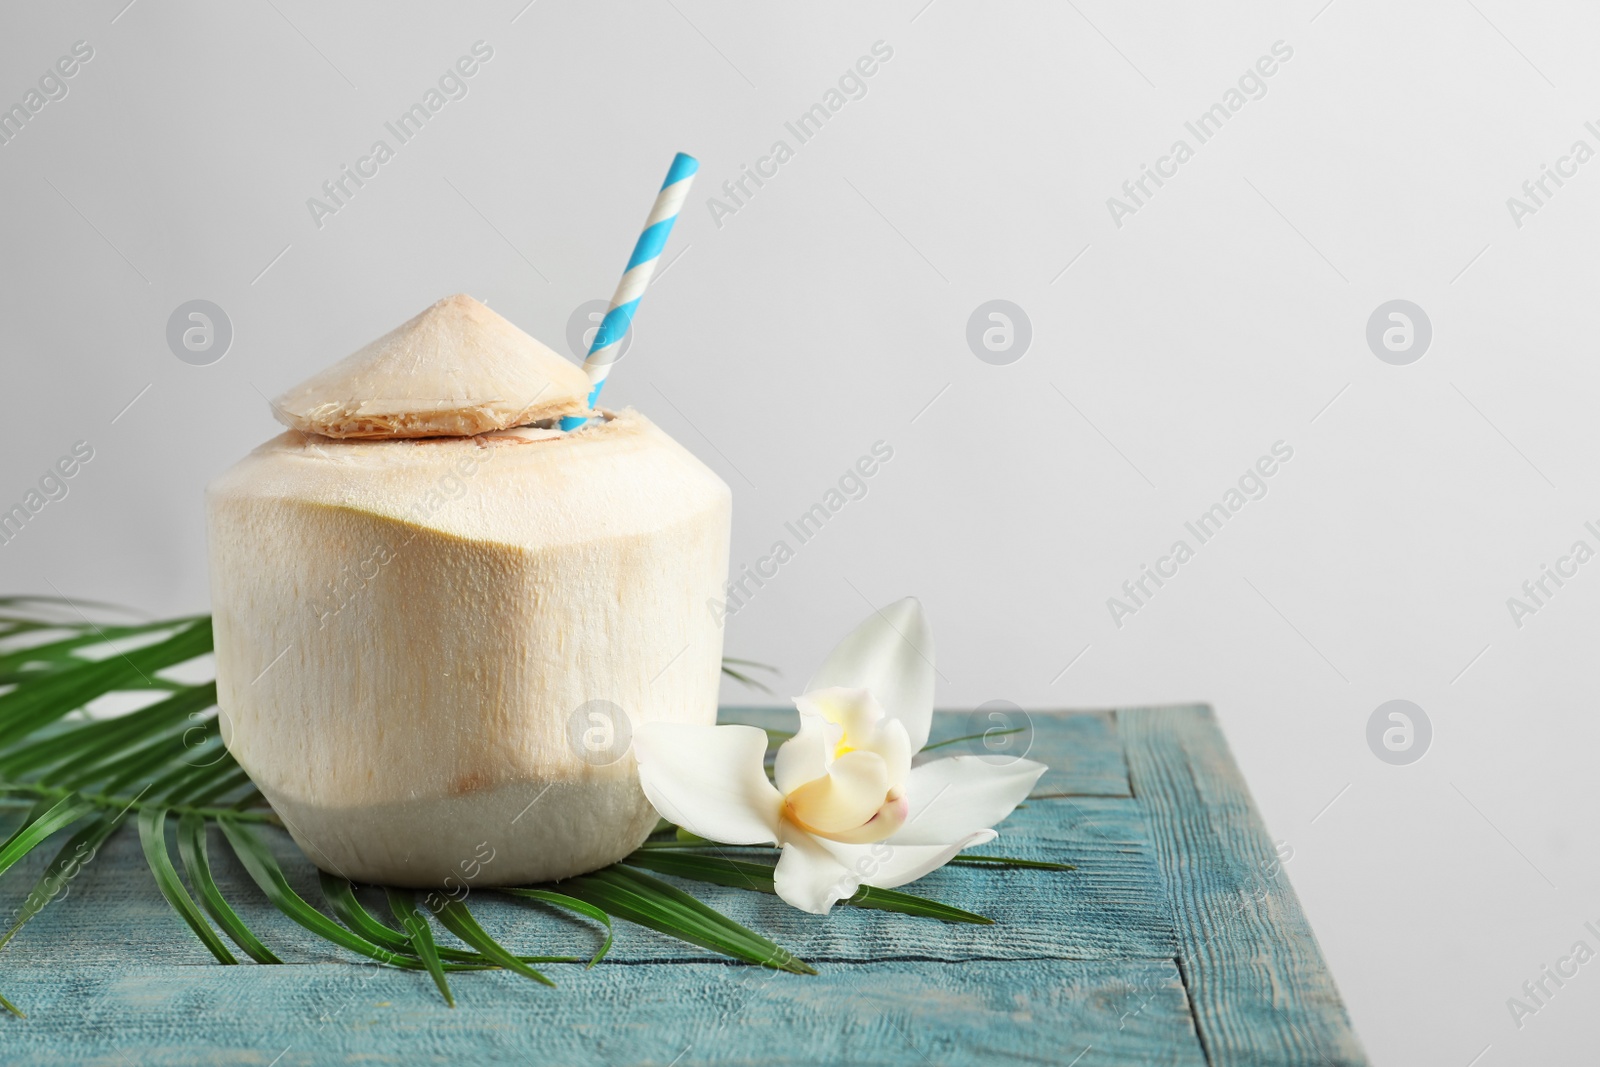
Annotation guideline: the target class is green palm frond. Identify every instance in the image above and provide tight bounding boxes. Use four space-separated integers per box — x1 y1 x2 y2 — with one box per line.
138 806 238 964
179 813 281 964
424 896 555 987
500 888 613 968
720 656 780 694
0 599 1066 1014
622 849 995 924
385 889 454 1006
553 866 816 975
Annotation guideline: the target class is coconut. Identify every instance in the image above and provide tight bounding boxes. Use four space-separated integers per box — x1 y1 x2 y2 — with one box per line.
271 293 593 439
205 295 731 886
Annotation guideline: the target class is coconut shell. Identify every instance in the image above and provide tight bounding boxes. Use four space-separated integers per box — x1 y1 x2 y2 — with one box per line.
206 408 733 885
271 294 591 439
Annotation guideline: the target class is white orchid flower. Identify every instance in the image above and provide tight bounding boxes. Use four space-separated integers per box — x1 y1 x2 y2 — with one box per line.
633 598 1046 914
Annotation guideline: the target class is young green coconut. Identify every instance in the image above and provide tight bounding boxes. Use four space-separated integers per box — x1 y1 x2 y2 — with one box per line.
206 294 731 886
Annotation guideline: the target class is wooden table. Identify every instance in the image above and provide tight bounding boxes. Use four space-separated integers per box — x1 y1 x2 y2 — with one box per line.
0 705 1366 1065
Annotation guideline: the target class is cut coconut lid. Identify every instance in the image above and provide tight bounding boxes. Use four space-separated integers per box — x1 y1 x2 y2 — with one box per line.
271 294 592 439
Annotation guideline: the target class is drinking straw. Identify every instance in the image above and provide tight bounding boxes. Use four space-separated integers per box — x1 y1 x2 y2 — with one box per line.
559 152 699 430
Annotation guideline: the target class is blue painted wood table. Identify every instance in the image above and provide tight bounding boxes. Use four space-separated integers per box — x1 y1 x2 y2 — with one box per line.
0 705 1366 1065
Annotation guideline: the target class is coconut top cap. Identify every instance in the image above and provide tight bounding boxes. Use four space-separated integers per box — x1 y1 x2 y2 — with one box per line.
271 294 592 439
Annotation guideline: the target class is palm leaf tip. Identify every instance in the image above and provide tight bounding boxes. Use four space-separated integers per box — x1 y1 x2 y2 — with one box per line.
719 658 779 695
562 865 816 976
624 850 994 925
0 794 95 879
719 667 774 695
387 889 454 1007
499 888 613 968
425 897 554 987
137 807 237 965
215 817 418 970
0 812 126 955
949 854 1075 871
176 812 280 964
0 605 1084 1011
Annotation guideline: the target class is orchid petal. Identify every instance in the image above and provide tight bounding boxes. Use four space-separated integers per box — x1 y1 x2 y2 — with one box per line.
825 830 997 890
784 750 889 834
633 724 782 845
805 598 935 751
888 756 1046 846
773 712 834 795
795 687 885 742
791 688 912 790
872 718 913 792
772 831 853 915
817 792 910 844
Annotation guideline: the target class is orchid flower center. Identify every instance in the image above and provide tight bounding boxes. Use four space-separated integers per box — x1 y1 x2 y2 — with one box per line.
775 689 912 845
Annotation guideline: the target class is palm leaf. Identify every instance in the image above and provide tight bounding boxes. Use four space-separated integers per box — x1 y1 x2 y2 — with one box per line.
720 657 779 694
215 817 418 968
0 813 123 954
0 799 54 854
424 896 554 987
320 873 419 957
0 623 185 678
498 888 613 967
0 794 94 880
947 853 1075 871
0 595 169 624
386 889 454 1007
137 807 236 964
719 667 773 694
559 866 815 975
919 726 1025 752
720 657 779 671
176 813 280 964
319 874 577 968
637 836 1072 872
0 620 211 739
623 849 994 924
3 685 214 780
0 603 1071 1014
0 800 118 1015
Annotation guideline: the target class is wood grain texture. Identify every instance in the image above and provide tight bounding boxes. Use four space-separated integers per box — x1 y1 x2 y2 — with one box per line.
721 705 1132 798
0 959 1203 1067
2 798 1175 967
0 706 1364 1065
1119 704 1369 1066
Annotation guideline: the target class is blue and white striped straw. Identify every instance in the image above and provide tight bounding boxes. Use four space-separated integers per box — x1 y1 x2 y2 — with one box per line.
559 152 699 431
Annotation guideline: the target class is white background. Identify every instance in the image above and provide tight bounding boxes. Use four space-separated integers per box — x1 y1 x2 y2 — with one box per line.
3 1 1598 1062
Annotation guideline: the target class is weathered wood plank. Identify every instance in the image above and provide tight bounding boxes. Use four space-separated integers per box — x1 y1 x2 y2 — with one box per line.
0 706 1366 1065
1119 704 1368 1067
721 705 1132 797
0 795 1175 972
0 959 1204 1067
